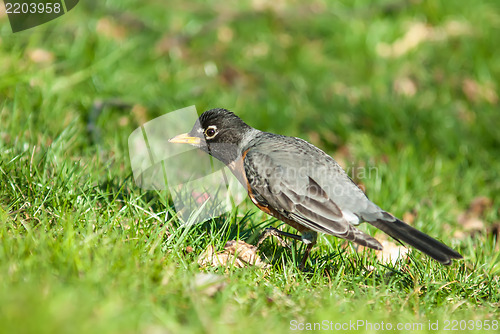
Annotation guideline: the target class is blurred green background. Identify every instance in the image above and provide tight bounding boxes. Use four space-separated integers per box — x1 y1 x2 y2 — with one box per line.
1 0 499 333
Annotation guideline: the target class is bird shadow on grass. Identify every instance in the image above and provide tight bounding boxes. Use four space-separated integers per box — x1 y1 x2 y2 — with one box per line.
309 252 415 290
256 235 415 290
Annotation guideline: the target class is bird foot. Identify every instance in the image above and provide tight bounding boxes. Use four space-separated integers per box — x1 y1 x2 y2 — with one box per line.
256 227 292 248
298 243 315 270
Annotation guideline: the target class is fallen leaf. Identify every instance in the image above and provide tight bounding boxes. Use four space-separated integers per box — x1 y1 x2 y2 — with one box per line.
96 17 128 41
217 25 234 43
443 20 472 37
0 3 6 19
469 196 493 216
198 241 269 269
252 0 286 13
403 210 417 225
458 215 485 232
307 131 321 147
453 230 466 240
455 196 493 239
198 245 234 267
155 34 187 58
393 76 417 97
28 48 54 64
462 79 498 104
377 20 472 58
225 240 269 268
131 104 148 125
376 240 410 265
220 65 242 86
347 233 409 266
377 22 431 58
118 116 129 127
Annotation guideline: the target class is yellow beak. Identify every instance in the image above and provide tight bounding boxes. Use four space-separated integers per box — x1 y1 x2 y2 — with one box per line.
168 133 202 146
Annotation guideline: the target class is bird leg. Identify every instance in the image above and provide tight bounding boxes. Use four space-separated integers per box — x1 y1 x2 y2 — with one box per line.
299 243 315 270
298 230 317 269
256 227 317 269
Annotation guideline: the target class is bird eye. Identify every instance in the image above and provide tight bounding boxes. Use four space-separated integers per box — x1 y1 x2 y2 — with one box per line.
204 126 217 139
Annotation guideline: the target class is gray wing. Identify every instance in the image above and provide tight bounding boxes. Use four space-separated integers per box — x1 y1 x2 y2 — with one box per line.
243 134 386 249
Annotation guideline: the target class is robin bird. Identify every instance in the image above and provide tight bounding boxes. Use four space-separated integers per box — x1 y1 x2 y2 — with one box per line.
169 108 463 268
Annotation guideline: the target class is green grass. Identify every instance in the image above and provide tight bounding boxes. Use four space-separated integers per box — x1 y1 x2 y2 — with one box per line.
1 0 499 333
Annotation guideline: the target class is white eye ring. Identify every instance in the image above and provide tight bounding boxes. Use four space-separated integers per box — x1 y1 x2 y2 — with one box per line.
204 125 218 139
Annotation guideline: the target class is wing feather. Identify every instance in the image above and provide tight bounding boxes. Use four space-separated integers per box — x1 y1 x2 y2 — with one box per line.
243 136 383 249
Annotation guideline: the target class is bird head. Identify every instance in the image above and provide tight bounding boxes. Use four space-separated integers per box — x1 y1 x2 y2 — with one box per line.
169 108 251 164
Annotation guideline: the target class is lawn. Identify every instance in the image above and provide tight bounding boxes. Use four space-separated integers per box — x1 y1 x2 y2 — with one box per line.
0 0 499 333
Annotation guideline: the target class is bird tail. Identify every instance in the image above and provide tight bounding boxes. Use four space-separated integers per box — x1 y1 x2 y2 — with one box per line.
369 218 463 265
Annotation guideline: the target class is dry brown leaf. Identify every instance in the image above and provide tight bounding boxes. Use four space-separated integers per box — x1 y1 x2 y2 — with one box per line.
225 240 269 267
252 0 286 13
348 235 409 266
155 35 187 58
376 240 410 265
453 230 466 240
403 210 417 225
469 196 493 216
443 20 472 37
455 196 493 239
377 20 472 58
462 79 479 102
198 241 269 269
131 104 148 125
458 215 485 232
220 65 242 86
198 245 234 267
118 116 129 127
0 3 6 19
377 22 431 58
307 131 321 147
462 79 498 104
393 77 417 97
217 25 234 43
28 49 54 64
96 17 128 41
